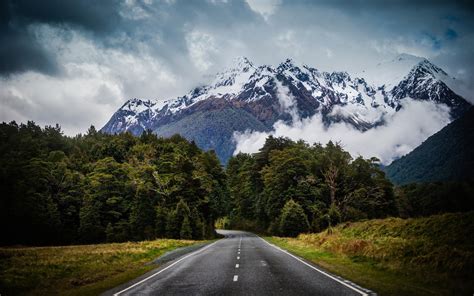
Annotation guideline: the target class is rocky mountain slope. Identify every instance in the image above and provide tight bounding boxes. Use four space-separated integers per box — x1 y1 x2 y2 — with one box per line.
102 54 471 163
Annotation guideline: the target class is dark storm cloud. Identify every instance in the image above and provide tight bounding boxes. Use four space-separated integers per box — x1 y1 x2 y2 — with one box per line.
0 0 123 75
1 0 474 135
0 0 261 76
445 28 458 40
0 25 58 75
282 0 474 10
8 0 122 31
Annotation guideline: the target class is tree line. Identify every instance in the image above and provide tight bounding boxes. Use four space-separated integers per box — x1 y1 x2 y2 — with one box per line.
226 136 398 236
226 136 474 236
0 122 227 245
2 122 473 244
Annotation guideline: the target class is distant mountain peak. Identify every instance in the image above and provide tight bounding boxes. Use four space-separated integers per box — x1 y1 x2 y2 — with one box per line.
277 58 298 70
102 55 471 163
393 53 425 63
121 98 158 113
229 56 254 71
412 59 448 77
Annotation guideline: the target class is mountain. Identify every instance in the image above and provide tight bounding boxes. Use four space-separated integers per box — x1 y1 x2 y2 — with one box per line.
101 54 471 163
384 106 474 185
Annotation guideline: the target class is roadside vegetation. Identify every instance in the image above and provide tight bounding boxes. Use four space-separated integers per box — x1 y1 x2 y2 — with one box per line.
267 212 474 296
0 239 199 295
225 136 474 236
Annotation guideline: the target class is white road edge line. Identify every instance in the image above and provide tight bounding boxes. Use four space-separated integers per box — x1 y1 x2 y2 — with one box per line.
259 237 368 296
233 275 239 282
113 240 219 296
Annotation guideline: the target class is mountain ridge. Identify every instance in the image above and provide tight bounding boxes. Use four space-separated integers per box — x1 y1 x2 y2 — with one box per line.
101 54 471 163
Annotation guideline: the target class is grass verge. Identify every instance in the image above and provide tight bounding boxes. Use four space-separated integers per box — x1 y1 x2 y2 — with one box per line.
265 211 474 296
0 239 203 296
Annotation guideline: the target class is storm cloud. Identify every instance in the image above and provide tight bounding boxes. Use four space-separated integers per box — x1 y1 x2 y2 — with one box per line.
1 0 473 134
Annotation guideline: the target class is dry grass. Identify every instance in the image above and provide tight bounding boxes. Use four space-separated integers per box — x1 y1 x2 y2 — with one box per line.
0 239 199 295
267 212 474 295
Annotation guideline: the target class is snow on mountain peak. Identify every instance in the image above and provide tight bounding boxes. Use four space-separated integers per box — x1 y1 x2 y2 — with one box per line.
231 56 254 71
101 55 471 164
413 59 448 77
359 53 426 89
278 58 297 70
105 54 470 139
121 98 158 113
393 53 425 63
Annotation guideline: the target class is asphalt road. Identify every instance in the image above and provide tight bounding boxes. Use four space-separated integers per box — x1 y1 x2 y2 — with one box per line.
106 230 373 296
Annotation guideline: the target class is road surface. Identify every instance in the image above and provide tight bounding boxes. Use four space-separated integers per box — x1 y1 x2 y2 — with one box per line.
105 230 373 296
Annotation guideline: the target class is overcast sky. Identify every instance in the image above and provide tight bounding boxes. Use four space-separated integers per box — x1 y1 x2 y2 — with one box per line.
1 0 473 135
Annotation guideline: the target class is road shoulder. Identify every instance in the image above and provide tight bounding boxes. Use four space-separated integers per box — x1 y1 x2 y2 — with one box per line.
101 240 217 296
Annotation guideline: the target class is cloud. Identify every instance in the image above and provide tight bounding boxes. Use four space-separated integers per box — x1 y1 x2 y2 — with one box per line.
445 28 458 41
245 0 282 20
0 0 473 136
0 26 180 135
0 26 59 76
185 30 219 72
233 99 451 164
0 0 123 76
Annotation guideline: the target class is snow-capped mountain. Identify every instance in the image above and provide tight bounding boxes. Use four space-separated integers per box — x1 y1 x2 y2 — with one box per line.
101 54 471 163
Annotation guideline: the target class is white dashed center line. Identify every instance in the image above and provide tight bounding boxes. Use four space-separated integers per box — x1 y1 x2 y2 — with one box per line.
235 236 242 281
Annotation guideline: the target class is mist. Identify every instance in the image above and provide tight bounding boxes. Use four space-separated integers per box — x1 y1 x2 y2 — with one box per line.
233 99 451 164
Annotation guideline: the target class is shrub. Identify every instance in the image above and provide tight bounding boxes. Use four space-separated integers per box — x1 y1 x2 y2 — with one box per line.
328 203 341 226
279 199 310 237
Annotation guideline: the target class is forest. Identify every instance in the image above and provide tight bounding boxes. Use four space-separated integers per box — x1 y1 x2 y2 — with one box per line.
1 122 473 245
225 137 398 235
0 122 227 245
226 136 474 235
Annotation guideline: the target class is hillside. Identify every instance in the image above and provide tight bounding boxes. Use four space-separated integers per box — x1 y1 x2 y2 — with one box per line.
268 211 474 295
385 106 474 185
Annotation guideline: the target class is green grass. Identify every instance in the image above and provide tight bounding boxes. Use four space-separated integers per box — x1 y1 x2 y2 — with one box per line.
266 212 474 296
0 239 202 296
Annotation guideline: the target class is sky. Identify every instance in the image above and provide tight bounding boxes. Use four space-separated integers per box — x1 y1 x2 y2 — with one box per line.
1 0 473 135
